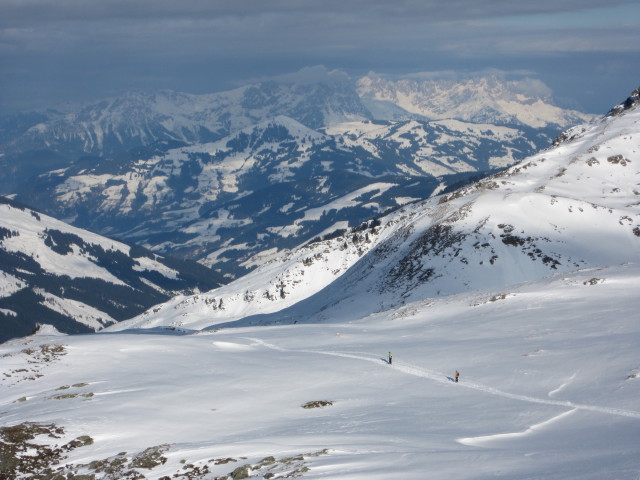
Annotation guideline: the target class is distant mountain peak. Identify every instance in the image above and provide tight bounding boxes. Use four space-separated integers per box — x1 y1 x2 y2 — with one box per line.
357 71 595 128
607 86 640 117
261 65 352 86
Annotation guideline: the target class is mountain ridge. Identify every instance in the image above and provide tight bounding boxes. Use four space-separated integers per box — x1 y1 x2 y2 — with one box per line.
0 196 223 342
110 87 639 332
1 70 593 159
357 72 593 128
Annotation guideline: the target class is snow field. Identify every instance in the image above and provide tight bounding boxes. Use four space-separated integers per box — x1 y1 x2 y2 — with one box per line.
2 263 639 479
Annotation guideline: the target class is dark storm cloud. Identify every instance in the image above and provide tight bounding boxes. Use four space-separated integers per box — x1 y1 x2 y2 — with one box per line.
1 0 639 112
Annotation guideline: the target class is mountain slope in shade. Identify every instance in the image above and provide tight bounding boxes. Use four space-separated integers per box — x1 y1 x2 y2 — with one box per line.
0 70 368 159
0 197 223 342
111 87 639 332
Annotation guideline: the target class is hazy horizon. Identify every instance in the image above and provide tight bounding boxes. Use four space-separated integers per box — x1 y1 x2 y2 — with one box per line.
1 0 639 114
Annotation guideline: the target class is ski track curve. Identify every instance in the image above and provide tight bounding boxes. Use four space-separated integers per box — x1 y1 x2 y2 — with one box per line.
458 408 579 446
245 338 640 420
548 373 577 397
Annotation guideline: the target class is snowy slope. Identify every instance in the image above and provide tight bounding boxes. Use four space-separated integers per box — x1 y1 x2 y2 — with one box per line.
112 88 639 332
1 263 638 479
0 197 223 342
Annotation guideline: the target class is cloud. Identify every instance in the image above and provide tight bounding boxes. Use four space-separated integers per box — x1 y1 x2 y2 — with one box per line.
3 0 637 55
0 0 638 111
0 2 632 50
2 0 637 25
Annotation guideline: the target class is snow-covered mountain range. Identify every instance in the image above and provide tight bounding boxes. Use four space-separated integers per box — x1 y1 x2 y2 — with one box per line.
357 72 591 127
114 86 640 332
0 70 595 278
20 114 552 277
0 197 223 342
1 87 638 480
0 69 590 158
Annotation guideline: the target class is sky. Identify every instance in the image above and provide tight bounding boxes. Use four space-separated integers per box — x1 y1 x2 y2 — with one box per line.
1 0 639 114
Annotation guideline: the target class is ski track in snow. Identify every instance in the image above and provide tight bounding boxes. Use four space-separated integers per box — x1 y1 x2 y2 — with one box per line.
457 408 579 446
548 373 577 397
246 338 640 420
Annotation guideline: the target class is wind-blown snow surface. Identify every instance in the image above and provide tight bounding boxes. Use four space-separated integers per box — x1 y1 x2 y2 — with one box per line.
1 263 639 479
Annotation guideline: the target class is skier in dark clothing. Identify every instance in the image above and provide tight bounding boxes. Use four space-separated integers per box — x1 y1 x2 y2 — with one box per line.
454 370 459 383
388 352 392 365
